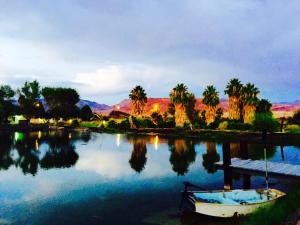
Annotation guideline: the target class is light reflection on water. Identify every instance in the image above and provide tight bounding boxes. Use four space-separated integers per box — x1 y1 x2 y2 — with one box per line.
0 131 298 225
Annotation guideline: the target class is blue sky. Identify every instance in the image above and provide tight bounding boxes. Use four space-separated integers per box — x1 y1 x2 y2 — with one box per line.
0 0 299 104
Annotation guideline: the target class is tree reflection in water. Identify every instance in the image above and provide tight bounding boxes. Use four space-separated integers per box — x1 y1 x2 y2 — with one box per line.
0 131 90 175
14 133 40 175
129 138 147 173
202 142 220 174
40 132 79 169
0 133 14 171
168 139 196 176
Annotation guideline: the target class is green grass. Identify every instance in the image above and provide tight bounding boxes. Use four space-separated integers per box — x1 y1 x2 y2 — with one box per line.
242 188 300 225
80 121 101 128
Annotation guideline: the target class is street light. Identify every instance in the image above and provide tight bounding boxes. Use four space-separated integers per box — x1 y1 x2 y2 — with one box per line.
153 104 159 112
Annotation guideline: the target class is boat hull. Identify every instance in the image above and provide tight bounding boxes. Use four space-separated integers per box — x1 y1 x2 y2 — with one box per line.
185 189 285 218
194 198 275 218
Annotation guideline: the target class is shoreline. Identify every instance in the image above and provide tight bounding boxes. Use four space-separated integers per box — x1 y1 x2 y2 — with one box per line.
90 127 300 144
1 124 300 144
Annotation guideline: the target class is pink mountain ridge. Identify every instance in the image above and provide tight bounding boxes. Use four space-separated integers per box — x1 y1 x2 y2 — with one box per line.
93 98 300 118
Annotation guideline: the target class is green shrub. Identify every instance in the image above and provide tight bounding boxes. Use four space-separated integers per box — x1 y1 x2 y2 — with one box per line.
70 119 79 127
285 124 300 133
253 113 280 132
107 120 117 129
223 120 251 130
164 117 176 128
117 118 130 130
218 121 228 130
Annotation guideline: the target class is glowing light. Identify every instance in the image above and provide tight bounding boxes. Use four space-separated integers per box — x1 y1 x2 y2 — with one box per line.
69 133 72 139
14 132 24 142
38 131 42 139
35 103 40 107
116 105 120 110
116 133 121 147
68 119 73 124
35 139 39 150
154 135 159 150
153 103 159 112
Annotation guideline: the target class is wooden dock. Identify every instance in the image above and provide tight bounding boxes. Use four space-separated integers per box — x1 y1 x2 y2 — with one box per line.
216 158 300 179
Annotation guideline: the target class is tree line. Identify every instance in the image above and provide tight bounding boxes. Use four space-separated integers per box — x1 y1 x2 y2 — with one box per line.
0 80 93 124
129 78 277 130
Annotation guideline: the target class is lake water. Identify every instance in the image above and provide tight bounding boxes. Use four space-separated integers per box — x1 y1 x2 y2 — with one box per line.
0 131 299 225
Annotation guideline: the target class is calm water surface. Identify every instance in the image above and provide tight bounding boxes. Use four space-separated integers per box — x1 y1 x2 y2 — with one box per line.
0 131 299 225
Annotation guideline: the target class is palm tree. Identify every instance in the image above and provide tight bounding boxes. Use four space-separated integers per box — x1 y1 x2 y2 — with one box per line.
224 78 243 120
241 83 260 124
169 83 191 127
202 85 220 124
129 85 147 116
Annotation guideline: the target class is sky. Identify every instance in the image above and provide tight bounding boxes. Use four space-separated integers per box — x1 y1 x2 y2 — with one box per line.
0 0 299 104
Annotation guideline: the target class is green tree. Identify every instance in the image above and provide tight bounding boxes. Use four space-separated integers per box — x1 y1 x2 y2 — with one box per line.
169 83 194 127
18 80 43 119
129 85 147 116
202 85 220 124
253 113 279 132
256 99 272 114
224 78 243 120
42 87 80 119
241 83 260 124
150 112 163 127
79 105 93 121
0 85 16 123
292 110 300 125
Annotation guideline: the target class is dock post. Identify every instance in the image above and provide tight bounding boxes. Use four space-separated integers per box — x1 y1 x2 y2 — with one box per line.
243 175 251 189
222 142 231 167
240 141 248 159
222 142 232 190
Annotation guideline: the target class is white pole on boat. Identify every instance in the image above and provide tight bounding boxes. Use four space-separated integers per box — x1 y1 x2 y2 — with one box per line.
264 147 269 198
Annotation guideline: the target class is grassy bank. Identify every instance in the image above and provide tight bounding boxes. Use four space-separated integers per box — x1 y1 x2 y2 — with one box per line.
83 125 300 145
242 188 300 225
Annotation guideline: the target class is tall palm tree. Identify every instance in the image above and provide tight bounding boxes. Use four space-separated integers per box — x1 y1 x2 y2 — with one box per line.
129 85 147 116
169 83 191 127
224 78 243 120
202 85 220 124
241 83 260 124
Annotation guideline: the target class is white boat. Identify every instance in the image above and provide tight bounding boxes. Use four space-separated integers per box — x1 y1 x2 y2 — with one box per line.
184 188 285 218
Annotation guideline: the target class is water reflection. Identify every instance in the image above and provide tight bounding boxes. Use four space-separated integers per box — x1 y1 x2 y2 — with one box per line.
0 132 299 225
168 139 196 175
0 131 90 175
129 138 147 173
202 142 220 174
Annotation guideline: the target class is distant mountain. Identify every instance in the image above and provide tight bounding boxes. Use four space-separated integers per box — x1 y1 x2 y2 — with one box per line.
12 98 300 116
96 98 300 117
11 99 111 112
77 100 110 111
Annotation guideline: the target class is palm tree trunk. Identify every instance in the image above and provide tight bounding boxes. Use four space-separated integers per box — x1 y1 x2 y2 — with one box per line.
243 104 256 124
228 96 240 120
205 106 216 125
175 104 190 127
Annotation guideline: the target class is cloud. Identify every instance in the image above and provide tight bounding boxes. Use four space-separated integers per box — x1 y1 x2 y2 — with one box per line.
72 63 175 99
0 0 299 103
